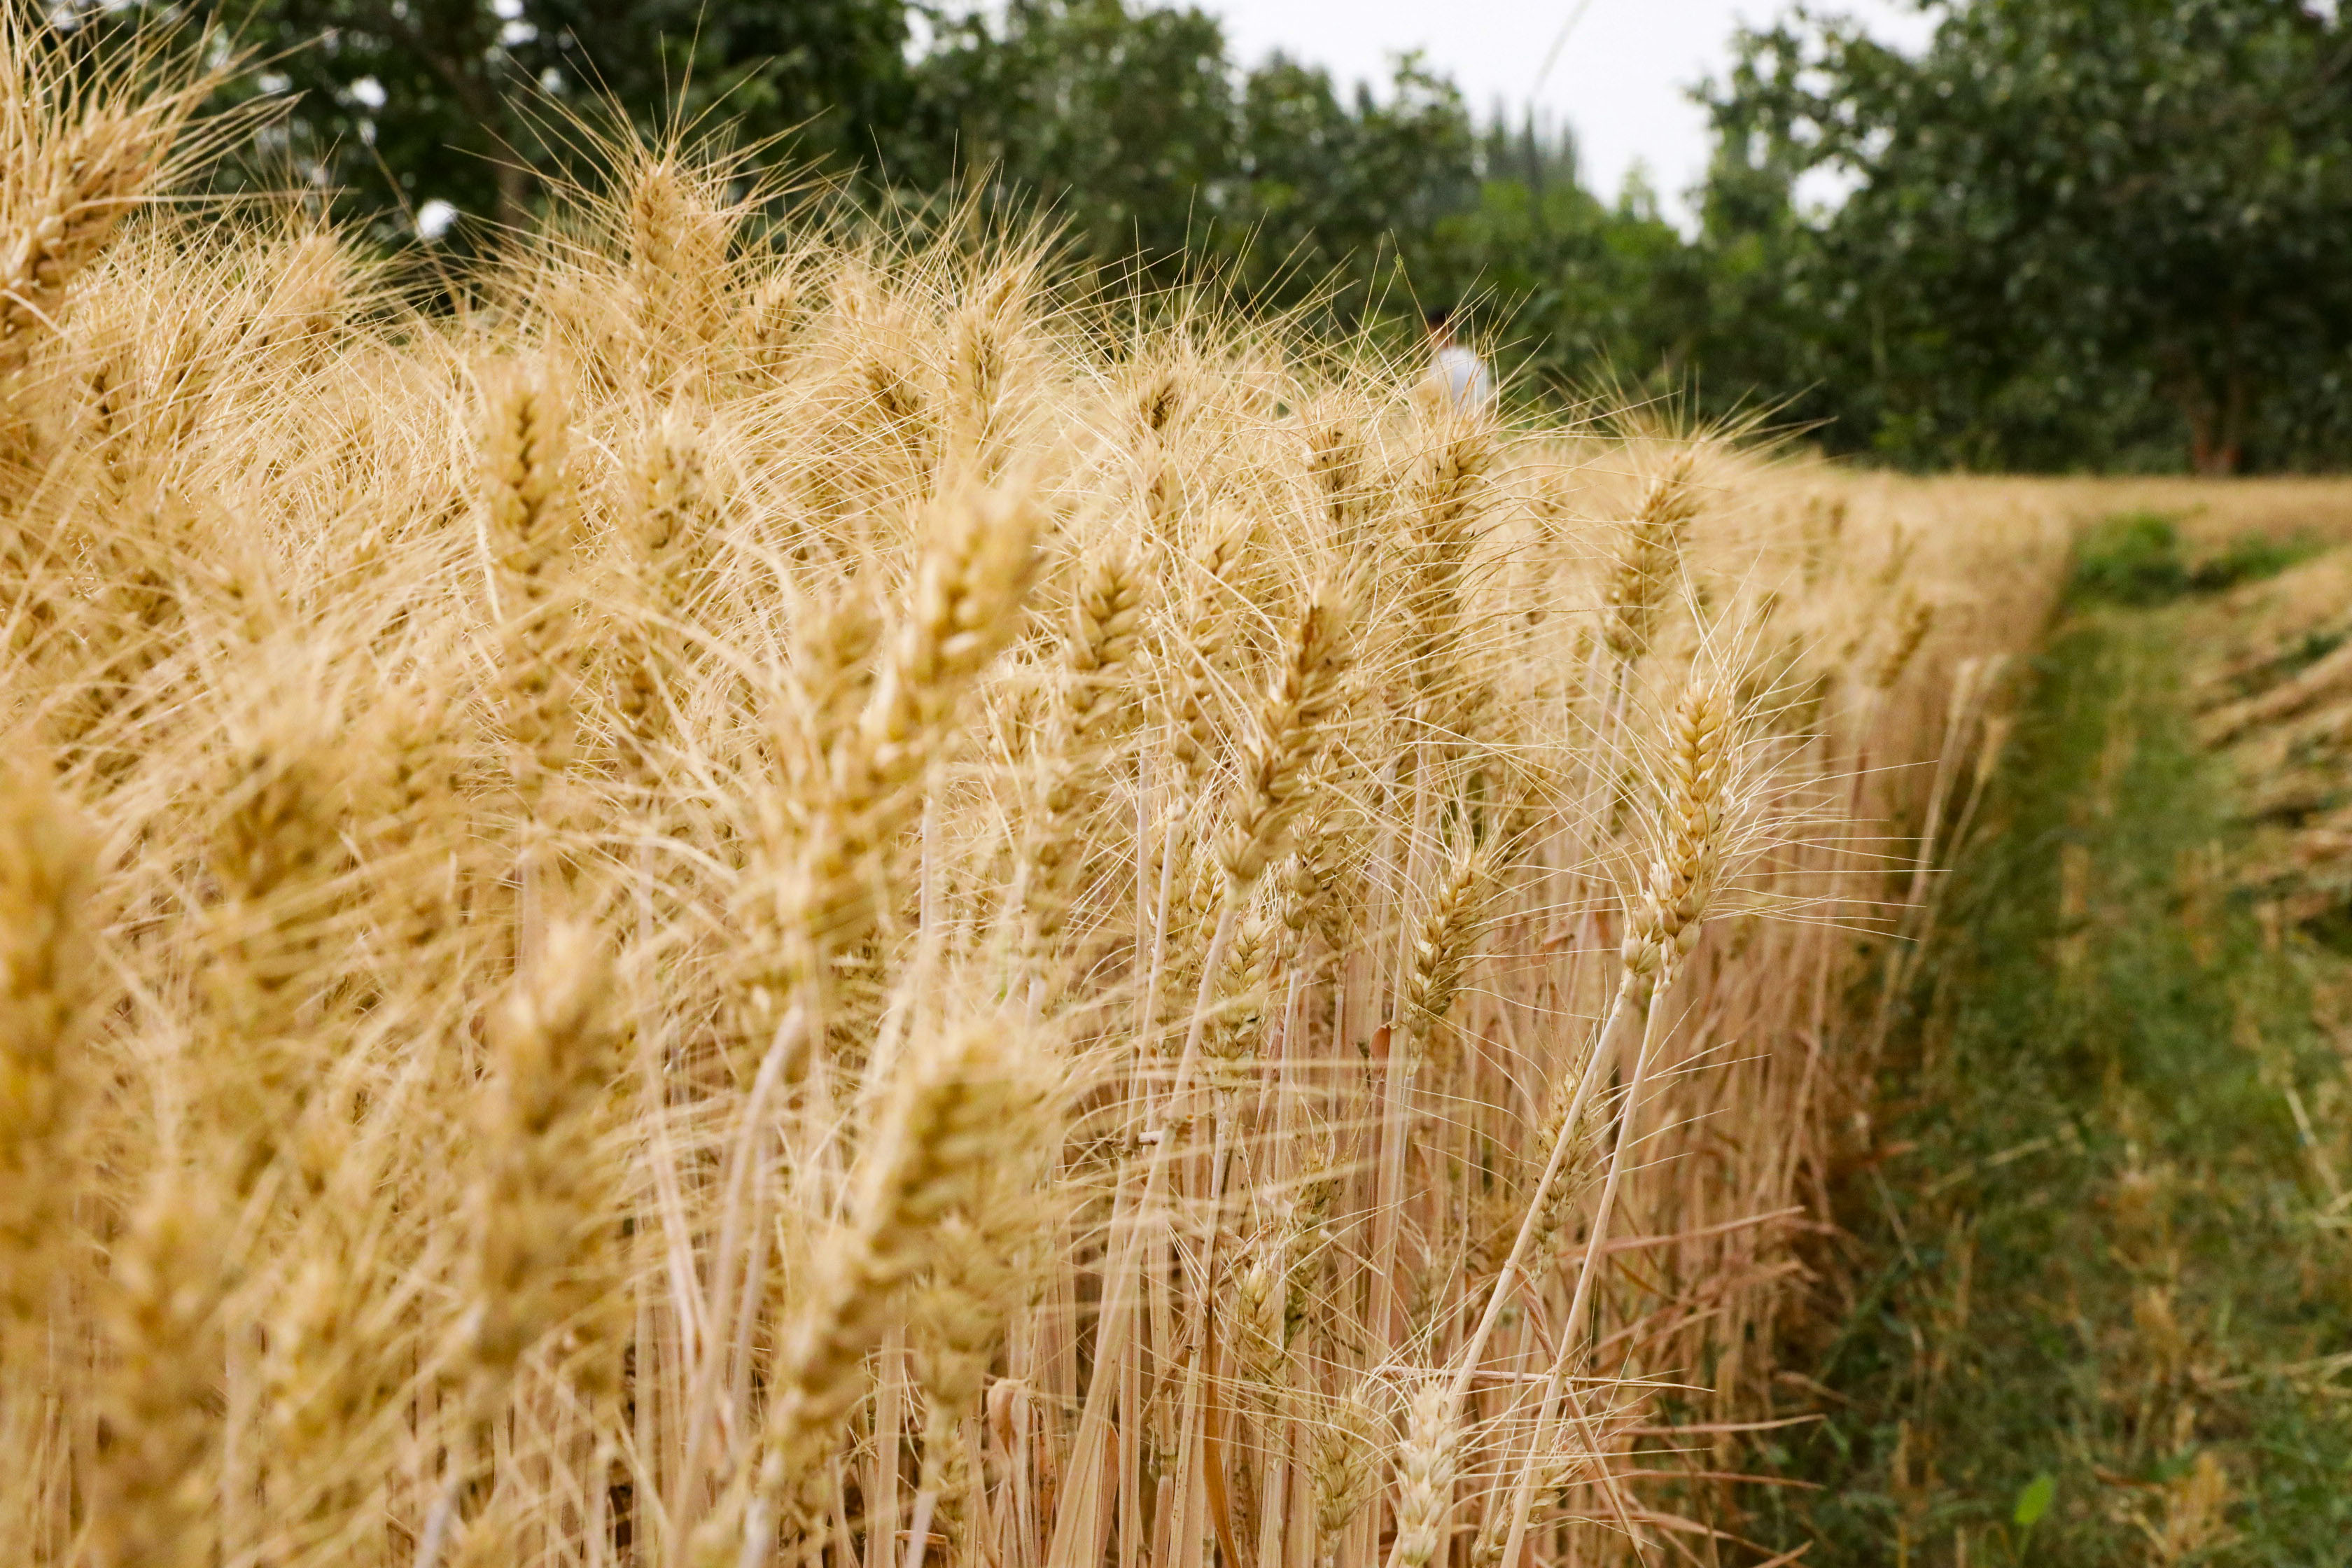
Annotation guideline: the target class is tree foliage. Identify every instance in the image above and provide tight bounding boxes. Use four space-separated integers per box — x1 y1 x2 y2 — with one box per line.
186 0 919 230
1712 0 2352 471
91 0 2352 470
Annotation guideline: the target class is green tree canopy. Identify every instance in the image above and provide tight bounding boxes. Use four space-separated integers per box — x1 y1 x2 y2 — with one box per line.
183 0 918 232
1712 0 2352 471
898 0 1484 318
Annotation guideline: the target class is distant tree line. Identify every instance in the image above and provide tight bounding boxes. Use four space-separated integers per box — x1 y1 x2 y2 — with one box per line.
94 0 2352 472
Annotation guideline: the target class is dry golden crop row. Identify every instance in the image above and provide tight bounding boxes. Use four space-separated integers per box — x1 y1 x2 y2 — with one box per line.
0 19 2068 1568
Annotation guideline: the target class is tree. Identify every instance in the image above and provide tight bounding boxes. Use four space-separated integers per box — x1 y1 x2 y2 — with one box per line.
1712 0 2352 472
155 0 917 237
1228 52 1477 314
899 5 1487 326
1396 153 1668 396
902 0 1242 267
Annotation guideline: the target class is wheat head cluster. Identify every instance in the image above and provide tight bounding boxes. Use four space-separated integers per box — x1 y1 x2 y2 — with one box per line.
0 20 2068 1568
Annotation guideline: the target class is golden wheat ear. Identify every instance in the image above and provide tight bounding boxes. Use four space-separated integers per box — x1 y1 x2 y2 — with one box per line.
463 918 626 1401
92 1173 235 1568
1310 1383 1384 1568
1620 677 1735 985
733 483 1038 1045
415 920 626 1568
625 157 734 367
477 357 585 790
1018 547 1149 965
0 756 93 1326
0 18 245 385
1219 577 1361 902
728 1018 1055 1562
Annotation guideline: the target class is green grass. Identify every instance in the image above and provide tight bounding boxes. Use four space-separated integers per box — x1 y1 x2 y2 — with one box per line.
2070 511 2320 607
1748 606 2352 1566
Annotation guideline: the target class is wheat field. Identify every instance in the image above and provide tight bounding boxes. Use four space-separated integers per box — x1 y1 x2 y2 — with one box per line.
0 23 2076 1568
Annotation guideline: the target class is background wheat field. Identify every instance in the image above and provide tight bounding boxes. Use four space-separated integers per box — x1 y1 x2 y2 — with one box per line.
0 18 2197 1568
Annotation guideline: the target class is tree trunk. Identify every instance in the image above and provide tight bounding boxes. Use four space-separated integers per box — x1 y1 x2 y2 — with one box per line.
2163 323 2251 477
2177 374 2247 477
2215 365 2250 477
491 155 533 237
381 4 532 233
2185 397 2221 476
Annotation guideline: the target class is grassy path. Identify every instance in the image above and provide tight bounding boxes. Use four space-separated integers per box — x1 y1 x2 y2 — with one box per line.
1751 606 2352 1565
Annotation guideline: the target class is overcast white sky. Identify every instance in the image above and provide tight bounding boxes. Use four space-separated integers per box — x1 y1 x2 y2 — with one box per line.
1200 0 1939 227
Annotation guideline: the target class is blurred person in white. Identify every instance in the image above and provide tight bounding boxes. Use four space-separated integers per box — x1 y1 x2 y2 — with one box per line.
1427 305 1493 412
